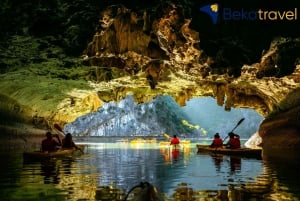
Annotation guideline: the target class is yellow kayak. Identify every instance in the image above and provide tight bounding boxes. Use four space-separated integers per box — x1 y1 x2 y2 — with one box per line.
130 138 157 143
159 140 191 147
23 145 85 161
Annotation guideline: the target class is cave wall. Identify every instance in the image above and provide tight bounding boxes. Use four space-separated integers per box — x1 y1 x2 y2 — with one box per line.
0 1 300 150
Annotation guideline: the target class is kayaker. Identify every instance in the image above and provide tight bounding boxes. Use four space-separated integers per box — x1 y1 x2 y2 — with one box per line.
226 132 241 149
62 133 82 151
170 135 180 145
210 133 223 148
41 131 62 152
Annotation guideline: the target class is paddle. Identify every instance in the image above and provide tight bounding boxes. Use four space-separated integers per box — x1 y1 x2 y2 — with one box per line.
223 118 245 142
164 133 171 139
54 123 65 136
163 133 172 148
54 123 84 153
230 118 245 133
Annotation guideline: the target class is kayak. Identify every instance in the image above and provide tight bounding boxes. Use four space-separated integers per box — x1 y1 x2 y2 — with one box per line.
159 140 191 147
23 145 85 161
130 138 157 143
23 149 76 160
196 145 262 158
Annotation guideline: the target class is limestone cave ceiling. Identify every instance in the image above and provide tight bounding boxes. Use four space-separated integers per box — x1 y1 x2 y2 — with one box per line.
78 3 300 119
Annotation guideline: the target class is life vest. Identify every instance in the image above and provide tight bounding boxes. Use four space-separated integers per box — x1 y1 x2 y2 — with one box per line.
211 138 223 147
170 137 180 145
229 138 241 149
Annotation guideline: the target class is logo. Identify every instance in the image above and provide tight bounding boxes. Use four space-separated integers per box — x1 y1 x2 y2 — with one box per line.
200 3 298 24
199 3 219 24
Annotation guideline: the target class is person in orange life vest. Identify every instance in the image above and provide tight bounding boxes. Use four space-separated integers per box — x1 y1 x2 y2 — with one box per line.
226 132 241 149
170 135 180 145
41 131 61 152
62 133 81 151
210 133 223 148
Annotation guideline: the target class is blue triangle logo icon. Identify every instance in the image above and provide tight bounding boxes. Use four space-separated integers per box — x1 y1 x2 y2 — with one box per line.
199 3 219 24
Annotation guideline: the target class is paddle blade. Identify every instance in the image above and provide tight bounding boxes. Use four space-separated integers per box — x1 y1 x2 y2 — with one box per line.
54 124 63 132
230 118 245 132
237 118 245 125
235 118 245 128
164 133 170 139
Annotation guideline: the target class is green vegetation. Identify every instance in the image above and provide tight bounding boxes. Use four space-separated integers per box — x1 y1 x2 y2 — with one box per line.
0 64 91 112
0 0 161 74
0 0 102 73
154 96 195 135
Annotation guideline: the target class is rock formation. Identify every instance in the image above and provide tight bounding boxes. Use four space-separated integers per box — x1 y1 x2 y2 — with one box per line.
0 3 299 150
80 4 300 149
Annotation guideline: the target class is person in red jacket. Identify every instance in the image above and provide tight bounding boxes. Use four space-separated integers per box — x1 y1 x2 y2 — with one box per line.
170 135 180 145
210 133 223 148
41 131 61 152
226 132 241 149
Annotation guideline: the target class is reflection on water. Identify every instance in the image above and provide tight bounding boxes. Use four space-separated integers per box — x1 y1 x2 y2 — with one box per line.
211 155 241 173
40 159 60 184
1 138 300 201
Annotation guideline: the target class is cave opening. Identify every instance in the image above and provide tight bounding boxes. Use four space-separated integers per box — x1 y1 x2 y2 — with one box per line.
182 97 264 147
64 95 264 143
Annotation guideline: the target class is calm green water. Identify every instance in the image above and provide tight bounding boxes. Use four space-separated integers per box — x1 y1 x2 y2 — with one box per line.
0 138 300 201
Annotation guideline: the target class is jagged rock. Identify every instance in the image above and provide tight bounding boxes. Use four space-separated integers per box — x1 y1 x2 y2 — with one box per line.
83 3 202 82
0 3 300 150
64 95 195 136
256 37 300 78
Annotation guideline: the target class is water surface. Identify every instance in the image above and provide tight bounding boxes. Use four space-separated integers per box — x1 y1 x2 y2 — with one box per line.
1 138 299 201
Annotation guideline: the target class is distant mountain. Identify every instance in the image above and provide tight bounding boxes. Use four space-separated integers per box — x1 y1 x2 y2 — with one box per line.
64 95 195 137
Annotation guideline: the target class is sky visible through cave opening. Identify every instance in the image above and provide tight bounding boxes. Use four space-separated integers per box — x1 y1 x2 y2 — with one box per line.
182 97 264 139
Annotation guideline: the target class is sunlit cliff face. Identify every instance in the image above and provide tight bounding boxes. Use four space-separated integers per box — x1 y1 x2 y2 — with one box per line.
0 3 299 149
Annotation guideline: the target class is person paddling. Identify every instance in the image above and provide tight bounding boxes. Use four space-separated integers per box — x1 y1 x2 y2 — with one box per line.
226 132 241 149
62 133 82 151
170 135 180 149
41 131 61 152
210 133 223 148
